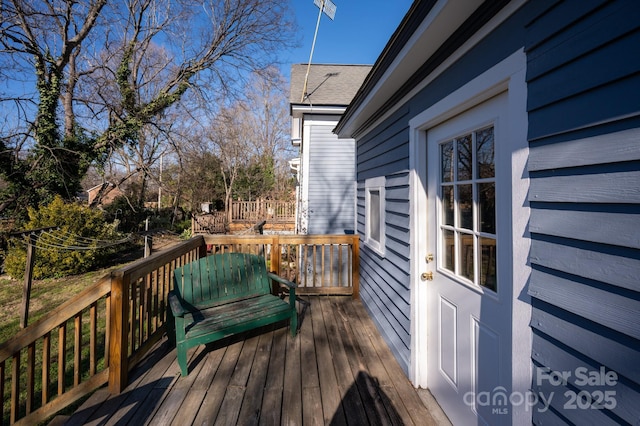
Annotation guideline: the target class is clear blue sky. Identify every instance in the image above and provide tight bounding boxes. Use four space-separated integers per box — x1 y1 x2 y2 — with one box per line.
282 0 414 77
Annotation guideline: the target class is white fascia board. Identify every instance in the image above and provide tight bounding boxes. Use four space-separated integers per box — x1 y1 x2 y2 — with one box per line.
339 0 527 139
291 105 347 116
338 0 479 137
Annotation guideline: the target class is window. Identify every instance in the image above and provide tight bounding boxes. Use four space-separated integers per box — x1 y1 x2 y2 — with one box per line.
365 177 386 256
439 125 497 291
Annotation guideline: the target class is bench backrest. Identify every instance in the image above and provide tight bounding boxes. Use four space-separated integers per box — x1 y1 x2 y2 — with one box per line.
173 253 272 310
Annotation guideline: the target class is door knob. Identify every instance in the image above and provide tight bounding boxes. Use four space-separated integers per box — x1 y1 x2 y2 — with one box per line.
421 272 433 281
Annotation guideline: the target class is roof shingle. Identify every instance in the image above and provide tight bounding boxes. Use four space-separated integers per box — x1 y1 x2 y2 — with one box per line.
290 64 372 106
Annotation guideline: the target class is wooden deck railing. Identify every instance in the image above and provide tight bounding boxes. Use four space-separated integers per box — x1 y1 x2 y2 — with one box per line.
0 276 112 425
203 234 359 296
0 233 358 425
107 237 206 394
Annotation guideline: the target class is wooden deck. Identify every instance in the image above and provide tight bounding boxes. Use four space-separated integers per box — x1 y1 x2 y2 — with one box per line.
60 296 439 425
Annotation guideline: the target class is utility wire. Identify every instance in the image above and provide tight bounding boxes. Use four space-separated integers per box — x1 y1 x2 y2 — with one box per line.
13 230 133 251
40 230 131 247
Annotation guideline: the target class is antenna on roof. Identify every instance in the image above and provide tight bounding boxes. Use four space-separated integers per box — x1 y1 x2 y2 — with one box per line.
301 0 337 102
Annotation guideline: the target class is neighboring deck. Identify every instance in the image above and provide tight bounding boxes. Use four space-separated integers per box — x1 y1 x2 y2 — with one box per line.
61 296 438 425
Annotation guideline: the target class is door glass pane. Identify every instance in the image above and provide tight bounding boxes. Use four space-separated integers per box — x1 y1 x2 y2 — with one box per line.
442 229 454 272
442 186 454 226
458 184 473 230
476 127 494 179
457 134 473 181
436 123 496 291
459 233 474 281
478 182 495 234
441 141 454 182
480 237 497 291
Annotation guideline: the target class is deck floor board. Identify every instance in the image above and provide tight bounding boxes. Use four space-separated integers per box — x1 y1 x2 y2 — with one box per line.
64 296 439 425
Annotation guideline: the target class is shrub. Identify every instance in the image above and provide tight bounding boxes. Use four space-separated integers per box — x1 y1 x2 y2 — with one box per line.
4 196 130 279
102 196 150 233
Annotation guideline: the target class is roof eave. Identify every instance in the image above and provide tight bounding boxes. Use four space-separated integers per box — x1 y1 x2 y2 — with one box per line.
335 0 487 139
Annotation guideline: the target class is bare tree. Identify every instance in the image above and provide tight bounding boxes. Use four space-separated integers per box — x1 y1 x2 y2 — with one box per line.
0 0 107 216
204 102 252 217
243 68 296 199
0 0 297 217
91 0 296 152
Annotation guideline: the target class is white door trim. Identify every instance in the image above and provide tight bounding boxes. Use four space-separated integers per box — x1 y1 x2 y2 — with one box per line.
409 48 531 424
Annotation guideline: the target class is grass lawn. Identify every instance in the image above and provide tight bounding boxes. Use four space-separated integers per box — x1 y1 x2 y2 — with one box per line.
0 234 181 345
0 265 128 345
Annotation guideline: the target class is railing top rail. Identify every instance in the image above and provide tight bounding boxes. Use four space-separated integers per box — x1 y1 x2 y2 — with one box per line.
116 235 205 282
203 234 276 244
203 234 358 245
274 234 359 244
0 275 111 362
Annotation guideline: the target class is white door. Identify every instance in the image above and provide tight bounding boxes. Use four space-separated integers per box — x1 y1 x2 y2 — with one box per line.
425 93 512 425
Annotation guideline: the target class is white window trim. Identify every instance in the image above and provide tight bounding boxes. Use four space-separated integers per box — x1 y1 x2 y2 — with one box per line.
365 176 386 256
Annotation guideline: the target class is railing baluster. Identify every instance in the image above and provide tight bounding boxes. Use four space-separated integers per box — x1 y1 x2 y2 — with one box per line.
162 263 170 325
11 352 18 424
338 244 344 287
74 312 82 387
141 278 148 345
58 323 66 395
312 245 317 287
153 269 159 332
105 296 111 368
303 244 308 288
90 302 97 376
1 360 5 426
330 244 335 287
26 343 35 414
42 332 50 404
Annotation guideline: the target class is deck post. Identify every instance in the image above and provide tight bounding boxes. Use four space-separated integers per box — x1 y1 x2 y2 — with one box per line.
270 235 281 295
109 270 129 394
198 239 208 258
352 236 360 299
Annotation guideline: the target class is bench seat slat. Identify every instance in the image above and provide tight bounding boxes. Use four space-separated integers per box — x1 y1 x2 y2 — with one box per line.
184 295 291 339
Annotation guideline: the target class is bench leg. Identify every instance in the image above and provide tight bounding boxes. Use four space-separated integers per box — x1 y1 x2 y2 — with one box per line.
176 342 188 376
290 310 298 337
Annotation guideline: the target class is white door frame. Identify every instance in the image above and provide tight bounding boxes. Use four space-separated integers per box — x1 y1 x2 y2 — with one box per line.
408 49 532 424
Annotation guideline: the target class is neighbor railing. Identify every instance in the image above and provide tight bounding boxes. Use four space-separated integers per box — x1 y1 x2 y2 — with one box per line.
191 211 227 235
0 233 358 425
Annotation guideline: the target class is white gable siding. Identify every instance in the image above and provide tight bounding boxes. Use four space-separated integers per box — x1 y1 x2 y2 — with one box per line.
307 121 356 235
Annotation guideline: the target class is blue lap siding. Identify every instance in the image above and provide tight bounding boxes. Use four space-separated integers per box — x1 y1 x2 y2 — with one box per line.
527 1 640 424
350 0 640 423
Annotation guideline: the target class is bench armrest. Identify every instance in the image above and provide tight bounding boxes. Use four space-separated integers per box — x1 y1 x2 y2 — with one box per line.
268 272 297 320
268 272 298 289
168 291 187 317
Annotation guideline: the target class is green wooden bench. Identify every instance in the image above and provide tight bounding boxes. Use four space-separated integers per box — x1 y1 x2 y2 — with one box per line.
168 252 297 376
